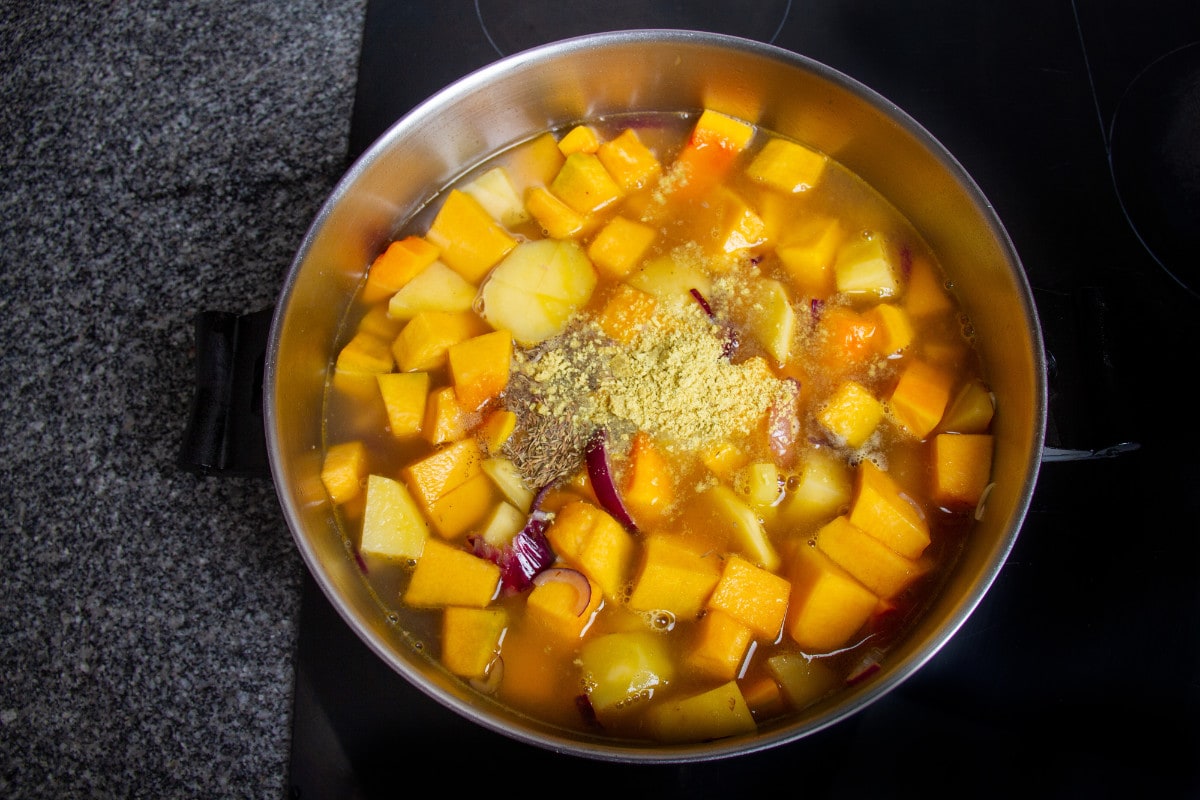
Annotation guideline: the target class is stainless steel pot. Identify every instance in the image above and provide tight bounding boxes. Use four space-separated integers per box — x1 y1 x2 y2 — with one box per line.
265 29 1046 762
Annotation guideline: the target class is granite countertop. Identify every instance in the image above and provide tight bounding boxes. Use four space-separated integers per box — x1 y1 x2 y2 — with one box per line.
1 1 367 796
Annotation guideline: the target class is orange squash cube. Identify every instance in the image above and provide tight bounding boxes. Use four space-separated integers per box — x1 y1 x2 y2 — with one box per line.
706 554 791 640
866 302 915 356
544 500 636 601
551 152 624 217
403 538 499 608
621 431 675 527
741 675 787 719
525 185 587 239
354 303 406 342
931 433 994 508
376 371 430 439
775 215 844 296
673 109 755 191
402 438 483 512
817 380 884 449
422 386 470 445
847 460 930 559
477 408 517 454
391 310 488 372
627 535 722 620
509 131 565 189
587 216 657 279
903 253 954 319
557 124 601 155
888 359 954 439
335 330 394 375
441 606 507 679
320 440 368 504
448 329 513 412
746 137 828 193
596 283 659 346
361 235 441 304
596 128 662 191
938 378 995 434
814 514 927 599
525 570 603 643
425 189 517 283
784 543 879 653
426 472 499 539
685 608 754 681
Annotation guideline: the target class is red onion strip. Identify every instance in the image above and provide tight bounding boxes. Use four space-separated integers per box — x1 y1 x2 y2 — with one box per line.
584 429 638 533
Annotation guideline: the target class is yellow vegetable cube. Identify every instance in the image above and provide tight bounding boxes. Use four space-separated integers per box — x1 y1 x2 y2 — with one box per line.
627 535 722 620
815 515 926 599
596 282 659 346
320 440 367 505
402 438 483 513
707 554 791 640
525 185 587 239
441 606 507 679
544 500 636 601
931 433 994 509
741 675 787 719
387 261 478 320
359 474 429 561
621 431 675 527
551 152 624 216
557 124 600 155
335 330 394 375
711 187 767 254
775 215 844 297
587 216 656 279
477 500 526 548
746 137 828 193
422 386 470 446
777 446 852 524
461 166 530 227
784 543 879 653
426 471 499 539
733 462 783 510
817 380 884 449
448 329 513 412
644 680 756 744
477 409 517 454
361 235 441 304
596 128 662 191
579 631 674 715
479 456 534 513
847 460 930 559
697 485 781 571
903 253 954 319
746 277 795 364
403 538 499 607
834 235 899 298
509 131 565 188
765 652 841 709
685 608 753 681
525 570 603 643
354 303 406 343
938 378 995 434
866 302 915 356
376 371 429 439
888 359 954 439
391 310 488 373
425 189 517 283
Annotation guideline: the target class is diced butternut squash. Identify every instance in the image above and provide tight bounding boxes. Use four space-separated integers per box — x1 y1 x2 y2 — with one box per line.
847 460 930 559
813 306 878 377
587 216 656 279
685 608 753 681
377 371 429 438
335 330 394 375
866 302 915 356
391 310 488 373
700 440 750 481
673 109 755 192
508 131 565 189
834 235 899 298
429 472 499 539
746 137 827 193
814 515 926 599
477 409 517 454
644 680 756 743
402 438 483 516
403 538 499 607
765 652 841 709
784 543 879 653
361 235 441 304
525 185 587 239
776 215 844 297
888 359 954 439
596 128 662 191
621 431 674 528
931 433 994 508
596 282 659 345
817 380 884 449
903 253 954 319
424 189 517 283
422 386 470 445
557 124 601 155
544 500 637 601
448 329 513 412
707 554 791 640
551 152 624 216
354 303 406 342
320 440 367 504
387 261 478 320
579 631 674 715
777 446 852 523
938 379 995 434
359 474 429 561
525 570 603 643
461 166 530 227
441 606 507 679
696 485 781 571
627 535 722 619
741 675 787 719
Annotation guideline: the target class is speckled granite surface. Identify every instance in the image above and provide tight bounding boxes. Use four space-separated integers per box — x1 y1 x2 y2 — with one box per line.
0 1 366 796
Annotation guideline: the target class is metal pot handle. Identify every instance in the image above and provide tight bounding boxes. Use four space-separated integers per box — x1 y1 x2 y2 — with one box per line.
178 307 273 477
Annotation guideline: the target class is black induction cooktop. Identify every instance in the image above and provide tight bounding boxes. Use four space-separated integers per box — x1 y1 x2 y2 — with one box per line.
285 2 1200 796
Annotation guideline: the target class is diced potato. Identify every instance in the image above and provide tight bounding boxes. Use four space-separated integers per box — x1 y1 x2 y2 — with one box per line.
461 166 530 227
847 460 930 559
938 378 995 434
777 447 853 523
866 302 915 356
707 554 791 639
480 456 534 513
359 474 429 561
888 359 954 439
320 440 367 505
477 238 598 347
551 152 624 216
448 329 513 412
696 485 780 572
834 235 899 298
387 261 477 321
817 380 884 449
644 680 756 743
931 433 994 508
376 371 429 439
335 330 394 375
627 535 722 620
544 500 637 601
579 631 674 714
361 235 441 304
391 310 488 373
525 570 603 643
441 606 507 679
746 137 828 193
621 431 675 528
765 652 841 709
477 500 526 548
685 608 753 681
557 124 600 155
422 386 470 445
733 462 783 510
815 515 926 599
627 253 712 308
596 128 662 191
403 538 499 607
775 215 844 297
587 216 656 279
784 543 879 653
425 189 517 283
745 277 795 364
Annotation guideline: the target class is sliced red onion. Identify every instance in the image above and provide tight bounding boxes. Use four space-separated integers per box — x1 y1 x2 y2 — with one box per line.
584 429 638 533
532 567 592 616
689 288 738 359
690 287 715 317
468 483 558 593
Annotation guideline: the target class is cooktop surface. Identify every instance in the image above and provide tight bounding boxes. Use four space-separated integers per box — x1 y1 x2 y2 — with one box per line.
287 2 1200 796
